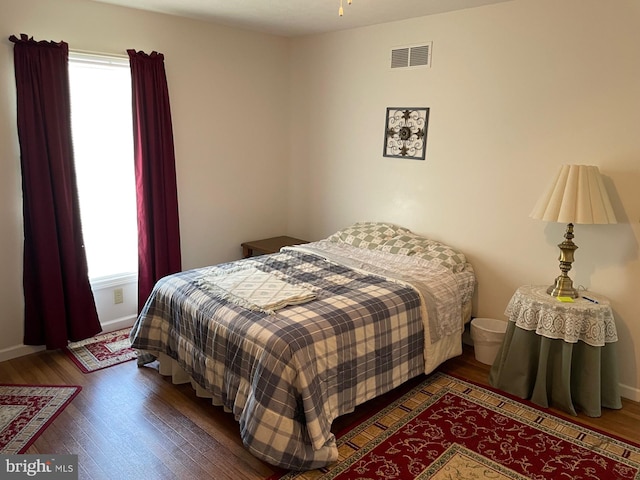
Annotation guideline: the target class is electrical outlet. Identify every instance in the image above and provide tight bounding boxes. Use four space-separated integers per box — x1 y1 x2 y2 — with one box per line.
114 288 124 305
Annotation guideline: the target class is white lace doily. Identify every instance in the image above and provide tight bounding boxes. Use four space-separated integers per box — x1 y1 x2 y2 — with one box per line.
505 285 618 347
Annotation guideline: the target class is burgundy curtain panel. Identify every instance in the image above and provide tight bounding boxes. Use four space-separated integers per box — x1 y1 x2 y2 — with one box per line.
127 50 182 311
9 34 101 348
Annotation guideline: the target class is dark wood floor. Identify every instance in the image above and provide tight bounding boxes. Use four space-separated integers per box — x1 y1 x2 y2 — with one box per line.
1 345 638 479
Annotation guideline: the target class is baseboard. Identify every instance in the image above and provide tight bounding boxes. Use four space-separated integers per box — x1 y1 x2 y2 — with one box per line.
0 344 45 363
100 315 136 333
619 383 640 403
0 315 137 363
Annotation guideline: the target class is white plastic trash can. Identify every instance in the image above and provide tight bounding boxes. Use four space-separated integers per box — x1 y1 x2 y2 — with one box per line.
470 318 507 365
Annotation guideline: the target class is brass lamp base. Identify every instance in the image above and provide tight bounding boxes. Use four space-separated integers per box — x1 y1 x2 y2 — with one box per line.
547 277 579 298
547 223 579 299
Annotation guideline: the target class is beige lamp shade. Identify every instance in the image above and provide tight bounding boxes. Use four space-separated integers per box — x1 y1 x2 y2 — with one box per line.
530 165 617 225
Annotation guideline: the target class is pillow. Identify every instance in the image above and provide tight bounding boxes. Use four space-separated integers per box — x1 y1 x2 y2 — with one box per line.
413 242 468 272
327 222 469 273
376 233 424 255
327 222 410 249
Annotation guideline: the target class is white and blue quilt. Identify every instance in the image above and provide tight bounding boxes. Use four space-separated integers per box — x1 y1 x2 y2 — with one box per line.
130 240 475 470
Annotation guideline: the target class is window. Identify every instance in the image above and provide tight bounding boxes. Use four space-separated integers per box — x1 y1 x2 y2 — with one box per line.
68 53 137 281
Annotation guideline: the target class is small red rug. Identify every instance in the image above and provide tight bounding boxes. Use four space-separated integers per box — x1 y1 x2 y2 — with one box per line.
271 373 640 479
63 328 136 373
0 385 81 454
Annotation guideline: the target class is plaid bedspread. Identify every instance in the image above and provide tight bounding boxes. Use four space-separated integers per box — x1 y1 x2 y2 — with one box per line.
130 246 473 470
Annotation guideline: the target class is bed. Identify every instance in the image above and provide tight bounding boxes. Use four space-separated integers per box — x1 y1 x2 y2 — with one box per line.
130 222 475 470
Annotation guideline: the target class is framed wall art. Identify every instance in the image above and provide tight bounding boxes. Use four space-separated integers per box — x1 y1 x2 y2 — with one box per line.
383 107 429 160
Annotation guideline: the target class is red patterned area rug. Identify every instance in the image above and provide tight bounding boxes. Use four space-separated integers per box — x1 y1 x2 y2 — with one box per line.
271 373 640 480
63 328 136 373
0 385 81 454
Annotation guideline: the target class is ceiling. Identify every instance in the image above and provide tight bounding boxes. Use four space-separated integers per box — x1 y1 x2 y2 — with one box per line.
90 0 513 37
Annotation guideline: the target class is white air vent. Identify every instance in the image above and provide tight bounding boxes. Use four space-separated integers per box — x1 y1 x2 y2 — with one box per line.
390 42 432 69
391 48 410 69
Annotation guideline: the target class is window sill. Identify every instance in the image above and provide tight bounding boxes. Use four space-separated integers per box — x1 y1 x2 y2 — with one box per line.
90 272 137 290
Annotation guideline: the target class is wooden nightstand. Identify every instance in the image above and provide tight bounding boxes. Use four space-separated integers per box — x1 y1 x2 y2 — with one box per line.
241 236 308 258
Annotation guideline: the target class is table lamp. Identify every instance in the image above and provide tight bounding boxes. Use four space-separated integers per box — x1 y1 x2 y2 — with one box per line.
530 165 617 298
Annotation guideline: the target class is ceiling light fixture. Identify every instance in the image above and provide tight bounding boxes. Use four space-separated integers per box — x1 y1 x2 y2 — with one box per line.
339 0 352 17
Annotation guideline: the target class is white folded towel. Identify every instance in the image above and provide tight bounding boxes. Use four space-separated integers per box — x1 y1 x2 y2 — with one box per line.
199 266 316 313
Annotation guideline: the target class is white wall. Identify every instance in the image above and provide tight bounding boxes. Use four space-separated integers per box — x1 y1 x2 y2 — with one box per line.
288 0 640 399
0 0 290 359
